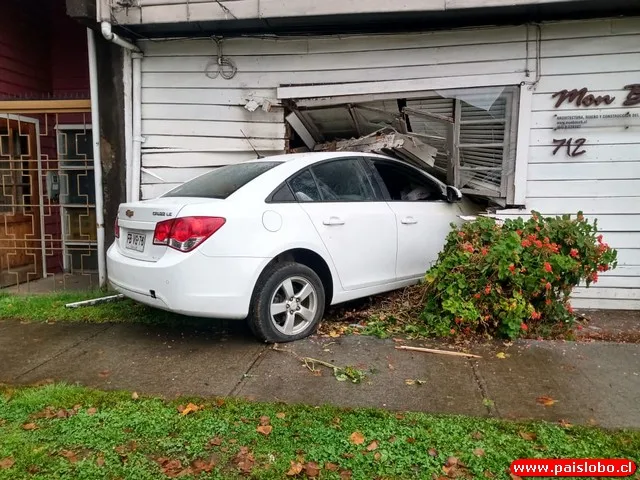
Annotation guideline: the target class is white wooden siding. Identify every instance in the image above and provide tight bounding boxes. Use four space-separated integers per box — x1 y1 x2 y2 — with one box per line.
138 16 640 309
502 17 640 309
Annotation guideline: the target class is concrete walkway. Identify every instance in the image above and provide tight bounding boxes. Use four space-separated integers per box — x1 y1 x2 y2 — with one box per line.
1 319 638 429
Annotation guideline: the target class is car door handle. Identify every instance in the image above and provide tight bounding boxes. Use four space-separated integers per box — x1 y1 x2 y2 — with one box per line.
323 216 345 226
401 216 418 225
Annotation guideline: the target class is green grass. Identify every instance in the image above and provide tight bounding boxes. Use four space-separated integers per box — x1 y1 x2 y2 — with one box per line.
0 292 195 325
0 384 638 480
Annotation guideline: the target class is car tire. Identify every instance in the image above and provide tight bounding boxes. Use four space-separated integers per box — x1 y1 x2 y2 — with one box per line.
248 261 325 343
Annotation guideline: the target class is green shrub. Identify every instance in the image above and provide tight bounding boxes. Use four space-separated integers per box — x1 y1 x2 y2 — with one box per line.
421 211 617 339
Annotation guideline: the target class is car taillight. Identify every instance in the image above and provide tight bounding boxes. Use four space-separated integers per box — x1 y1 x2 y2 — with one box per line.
153 216 225 252
115 217 119 238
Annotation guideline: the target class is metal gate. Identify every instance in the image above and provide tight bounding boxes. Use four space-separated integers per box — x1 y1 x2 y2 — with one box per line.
0 102 98 292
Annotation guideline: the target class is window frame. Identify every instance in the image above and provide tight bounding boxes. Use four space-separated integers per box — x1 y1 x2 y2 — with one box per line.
265 157 386 204
363 157 448 203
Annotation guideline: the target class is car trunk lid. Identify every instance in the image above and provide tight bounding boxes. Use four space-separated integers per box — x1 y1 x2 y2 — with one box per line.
116 197 220 262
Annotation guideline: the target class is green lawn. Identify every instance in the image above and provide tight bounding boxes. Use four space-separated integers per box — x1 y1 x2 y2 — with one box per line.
0 292 192 325
0 384 638 480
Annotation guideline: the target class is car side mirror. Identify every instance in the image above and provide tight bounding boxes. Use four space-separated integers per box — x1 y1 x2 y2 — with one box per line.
446 185 462 203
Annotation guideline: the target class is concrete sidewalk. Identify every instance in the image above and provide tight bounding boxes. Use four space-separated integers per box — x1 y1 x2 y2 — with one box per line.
1 319 638 429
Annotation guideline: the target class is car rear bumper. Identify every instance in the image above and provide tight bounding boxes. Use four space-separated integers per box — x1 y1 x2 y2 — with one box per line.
106 243 269 319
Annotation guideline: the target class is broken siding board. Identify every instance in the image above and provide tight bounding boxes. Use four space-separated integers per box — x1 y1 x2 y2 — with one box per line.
142 119 286 138
141 60 528 89
142 135 285 151
142 151 282 167
142 88 277 106
527 162 640 181
142 103 284 123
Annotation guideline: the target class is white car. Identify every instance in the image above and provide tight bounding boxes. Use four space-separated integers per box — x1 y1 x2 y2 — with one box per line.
107 152 477 343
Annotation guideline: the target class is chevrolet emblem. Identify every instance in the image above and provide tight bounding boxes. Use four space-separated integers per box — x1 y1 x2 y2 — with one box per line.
125 209 134 218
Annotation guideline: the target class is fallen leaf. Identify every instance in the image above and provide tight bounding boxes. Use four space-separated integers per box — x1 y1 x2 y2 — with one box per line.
98 370 111 378
388 436 397 443
0 458 15 470
374 452 381 461
131 392 139 400
496 352 510 359
473 448 485 457
406 437 416 444
446 456 459 467
56 409 69 419
59 450 78 463
87 407 97 416
519 431 537 441
558 419 573 428
305 462 320 477
180 403 200 416
233 447 255 474
536 396 557 407
405 379 416 385
191 458 215 474
96 454 105 467
276 412 286 420
286 461 304 476
22 423 38 431
471 431 484 440
257 425 273 436
349 431 365 445
208 437 223 447
428 448 438 457
340 469 353 479
366 440 379 451
259 415 270 426
215 398 225 407
325 462 339 471
155 457 186 477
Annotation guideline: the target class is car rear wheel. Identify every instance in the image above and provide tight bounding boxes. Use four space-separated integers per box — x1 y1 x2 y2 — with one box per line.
248 262 325 343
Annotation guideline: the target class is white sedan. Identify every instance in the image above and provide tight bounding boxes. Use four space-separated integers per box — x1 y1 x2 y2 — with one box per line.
107 152 477 342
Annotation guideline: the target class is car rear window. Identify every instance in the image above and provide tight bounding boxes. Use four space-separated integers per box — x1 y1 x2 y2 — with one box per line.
163 162 282 199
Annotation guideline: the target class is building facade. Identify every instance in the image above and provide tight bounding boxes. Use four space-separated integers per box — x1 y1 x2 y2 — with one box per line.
89 1 640 309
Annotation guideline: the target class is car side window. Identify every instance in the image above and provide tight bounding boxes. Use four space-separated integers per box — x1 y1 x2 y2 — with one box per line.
370 160 444 202
310 159 376 202
289 169 321 202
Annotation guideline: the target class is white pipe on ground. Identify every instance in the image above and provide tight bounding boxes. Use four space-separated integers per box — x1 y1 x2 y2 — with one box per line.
87 28 107 288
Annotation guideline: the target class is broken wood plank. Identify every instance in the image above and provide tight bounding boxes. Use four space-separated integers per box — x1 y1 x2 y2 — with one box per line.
395 345 482 358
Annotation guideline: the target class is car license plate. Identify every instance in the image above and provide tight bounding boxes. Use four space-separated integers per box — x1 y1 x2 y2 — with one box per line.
125 232 146 252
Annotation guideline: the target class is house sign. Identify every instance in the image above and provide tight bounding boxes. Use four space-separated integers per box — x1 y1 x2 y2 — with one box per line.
549 84 640 156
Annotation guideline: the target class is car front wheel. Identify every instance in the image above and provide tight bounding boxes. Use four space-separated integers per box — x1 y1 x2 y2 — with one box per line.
248 262 325 343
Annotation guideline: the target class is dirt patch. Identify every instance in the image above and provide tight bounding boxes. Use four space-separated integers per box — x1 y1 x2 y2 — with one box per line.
575 310 640 343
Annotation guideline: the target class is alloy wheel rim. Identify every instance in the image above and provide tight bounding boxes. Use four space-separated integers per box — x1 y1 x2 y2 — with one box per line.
269 276 318 336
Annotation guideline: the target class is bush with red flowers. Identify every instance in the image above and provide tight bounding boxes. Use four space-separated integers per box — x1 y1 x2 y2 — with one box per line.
420 211 618 339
